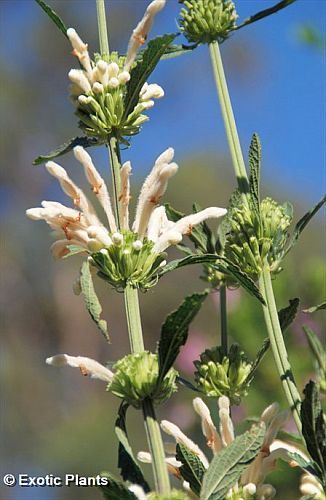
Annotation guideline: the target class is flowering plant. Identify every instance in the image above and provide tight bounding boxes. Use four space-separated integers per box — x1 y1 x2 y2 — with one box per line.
24 0 326 499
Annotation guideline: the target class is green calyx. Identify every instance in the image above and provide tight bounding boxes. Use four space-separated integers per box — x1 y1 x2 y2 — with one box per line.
91 231 166 291
179 0 238 44
148 490 191 500
194 344 252 405
224 197 293 279
107 352 178 409
72 52 151 143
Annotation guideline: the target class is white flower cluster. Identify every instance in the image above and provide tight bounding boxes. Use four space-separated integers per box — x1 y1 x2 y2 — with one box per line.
137 397 299 499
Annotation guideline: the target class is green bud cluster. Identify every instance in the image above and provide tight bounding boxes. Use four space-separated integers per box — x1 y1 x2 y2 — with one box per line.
194 344 252 405
225 197 292 278
91 231 166 291
148 490 191 500
179 0 238 44
73 52 152 143
107 352 178 409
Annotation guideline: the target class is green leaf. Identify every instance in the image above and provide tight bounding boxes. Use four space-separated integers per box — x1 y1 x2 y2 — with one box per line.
123 33 177 119
303 326 326 374
245 337 270 384
160 42 198 60
80 261 109 342
33 137 101 165
286 452 317 476
248 133 261 216
278 298 300 332
62 244 86 259
34 0 68 38
115 403 150 492
236 0 298 31
176 444 205 496
283 195 326 257
158 253 265 305
99 472 137 500
158 291 208 382
303 302 326 313
200 424 265 500
300 381 326 481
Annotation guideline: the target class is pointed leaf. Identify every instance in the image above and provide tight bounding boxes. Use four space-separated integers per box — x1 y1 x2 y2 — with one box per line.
286 453 318 477
236 0 298 31
245 337 270 384
123 33 177 119
278 298 300 332
200 424 265 500
80 261 109 342
99 472 137 500
33 136 101 165
303 326 326 373
303 302 326 313
248 133 261 216
115 403 150 492
283 195 326 257
177 376 201 392
161 42 198 60
62 244 87 259
300 381 326 480
158 291 208 382
176 444 206 496
34 0 68 38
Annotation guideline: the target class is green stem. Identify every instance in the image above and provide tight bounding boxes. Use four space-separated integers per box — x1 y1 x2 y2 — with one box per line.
209 41 249 196
220 283 228 356
107 135 122 228
124 284 145 353
142 398 171 495
96 0 110 55
259 266 302 432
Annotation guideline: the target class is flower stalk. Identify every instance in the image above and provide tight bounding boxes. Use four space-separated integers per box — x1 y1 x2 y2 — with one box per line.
219 283 228 356
209 39 303 434
96 1 171 493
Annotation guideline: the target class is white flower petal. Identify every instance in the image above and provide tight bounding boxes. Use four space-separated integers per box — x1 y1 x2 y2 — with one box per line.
46 354 113 383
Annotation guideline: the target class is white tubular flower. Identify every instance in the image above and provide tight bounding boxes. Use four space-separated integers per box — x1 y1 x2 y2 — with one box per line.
138 451 182 478
67 28 92 77
46 354 113 383
128 485 147 500
68 69 92 93
140 83 164 101
153 229 183 253
160 420 209 468
218 396 235 446
50 239 84 259
73 146 117 232
193 397 222 454
125 0 166 71
120 161 132 230
300 474 325 499
174 207 227 236
256 484 276 499
147 206 170 242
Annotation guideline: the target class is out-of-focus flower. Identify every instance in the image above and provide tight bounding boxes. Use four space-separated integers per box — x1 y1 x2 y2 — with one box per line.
138 397 295 499
27 147 226 290
300 473 326 499
46 354 113 383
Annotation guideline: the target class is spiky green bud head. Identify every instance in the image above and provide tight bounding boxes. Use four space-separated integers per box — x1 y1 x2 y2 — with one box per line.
224 197 292 278
107 352 178 408
179 0 238 44
91 231 166 291
148 490 191 500
194 344 252 405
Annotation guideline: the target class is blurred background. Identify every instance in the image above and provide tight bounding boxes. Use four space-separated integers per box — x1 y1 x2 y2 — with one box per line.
0 1 325 499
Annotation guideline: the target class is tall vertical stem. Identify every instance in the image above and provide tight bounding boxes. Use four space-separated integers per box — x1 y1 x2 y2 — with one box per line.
209 41 248 197
220 283 228 356
107 135 122 228
124 284 145 353
259 267 302 432
96 0 110 55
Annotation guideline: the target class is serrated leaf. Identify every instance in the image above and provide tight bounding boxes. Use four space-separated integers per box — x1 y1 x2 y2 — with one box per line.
245 337 270 384
160 42 198 60
303 302 326 313
300 381 326 480
303 326 326 373
248 133 261 216
158 253 265 304
80 261 109 342
283 195 326 257
200 424 265 500
33 136 101 165
236 0 298 31
278 298 300 332
176 444 205 496
99 472 137 500
123 33 177 119
34 0 68 38
158 291 208 382
115 403 150 492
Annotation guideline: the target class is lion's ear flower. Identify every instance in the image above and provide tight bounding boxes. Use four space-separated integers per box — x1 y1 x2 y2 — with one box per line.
46 354 113 383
